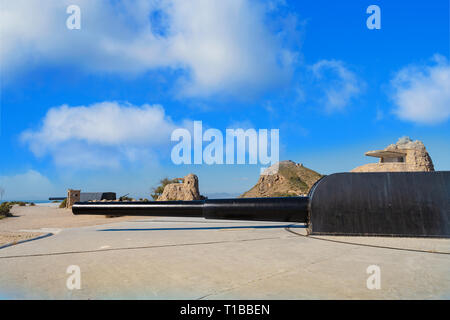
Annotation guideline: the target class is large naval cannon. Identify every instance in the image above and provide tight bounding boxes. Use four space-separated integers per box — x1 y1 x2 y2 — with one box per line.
72 171 450 238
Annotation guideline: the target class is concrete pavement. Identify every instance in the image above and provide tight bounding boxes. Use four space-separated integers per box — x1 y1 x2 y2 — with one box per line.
0 217 449 299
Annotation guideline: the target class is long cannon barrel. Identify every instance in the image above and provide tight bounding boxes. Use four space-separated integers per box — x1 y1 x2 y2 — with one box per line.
49 197 66 201
72 197 309 222
72 171 450 238
73 200 204 218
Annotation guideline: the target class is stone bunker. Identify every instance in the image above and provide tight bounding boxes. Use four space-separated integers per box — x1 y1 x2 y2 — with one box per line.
352 137 434 172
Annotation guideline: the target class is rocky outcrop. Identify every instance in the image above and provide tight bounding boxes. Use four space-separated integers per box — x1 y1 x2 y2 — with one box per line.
240 160 322 198
352 137 434 172
157 174 205 201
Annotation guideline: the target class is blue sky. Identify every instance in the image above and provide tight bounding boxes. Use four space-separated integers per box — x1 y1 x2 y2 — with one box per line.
1 0 449 200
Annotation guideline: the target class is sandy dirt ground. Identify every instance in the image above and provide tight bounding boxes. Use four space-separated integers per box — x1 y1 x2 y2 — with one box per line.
0 231 46 247
0 204 139 246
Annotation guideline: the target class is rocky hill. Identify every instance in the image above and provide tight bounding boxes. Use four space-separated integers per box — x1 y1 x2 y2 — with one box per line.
240 160 323 198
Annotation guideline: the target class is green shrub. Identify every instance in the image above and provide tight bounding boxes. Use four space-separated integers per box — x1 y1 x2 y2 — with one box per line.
0 202 13 217
7 201 26 206
59 198 67 208
288 177 308 190
150 177 182 200
30 202 36 206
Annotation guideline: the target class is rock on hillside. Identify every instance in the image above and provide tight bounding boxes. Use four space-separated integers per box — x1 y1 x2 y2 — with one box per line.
157 174 206 201
240 160 323 198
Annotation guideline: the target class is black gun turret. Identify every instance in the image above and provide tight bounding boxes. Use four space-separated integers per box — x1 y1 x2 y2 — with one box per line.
72 171 450 238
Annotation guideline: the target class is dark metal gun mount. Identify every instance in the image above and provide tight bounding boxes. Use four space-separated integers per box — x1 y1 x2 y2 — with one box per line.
72 171 450 238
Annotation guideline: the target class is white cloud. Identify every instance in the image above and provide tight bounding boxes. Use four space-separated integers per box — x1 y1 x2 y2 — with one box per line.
20 101 183 168
0 170 56 200
1 0 297 97
390 55 450 125
311 60 364 112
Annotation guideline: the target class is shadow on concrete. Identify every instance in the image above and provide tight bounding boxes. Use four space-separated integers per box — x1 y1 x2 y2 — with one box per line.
98 224 306 232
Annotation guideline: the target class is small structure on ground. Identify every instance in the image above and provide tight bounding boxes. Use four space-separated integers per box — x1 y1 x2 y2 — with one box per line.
157 174 206 201
66 190 116 208
66 189 81 208
351 137 434 172
81 192 116 202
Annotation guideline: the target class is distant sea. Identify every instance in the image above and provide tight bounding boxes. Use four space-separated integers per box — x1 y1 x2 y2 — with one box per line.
0 200 55 204
204 192 240 199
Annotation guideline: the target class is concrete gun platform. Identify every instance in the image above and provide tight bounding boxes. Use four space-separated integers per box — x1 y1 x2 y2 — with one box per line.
0 217 449 299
